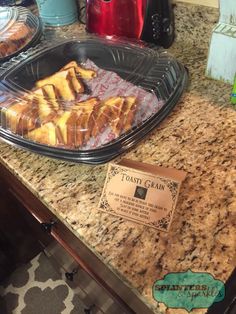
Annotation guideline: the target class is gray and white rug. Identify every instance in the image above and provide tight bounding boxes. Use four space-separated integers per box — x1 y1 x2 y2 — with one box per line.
0 252 88 314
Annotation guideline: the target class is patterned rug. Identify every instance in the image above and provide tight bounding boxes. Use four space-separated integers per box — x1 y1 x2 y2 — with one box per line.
0 252 89 314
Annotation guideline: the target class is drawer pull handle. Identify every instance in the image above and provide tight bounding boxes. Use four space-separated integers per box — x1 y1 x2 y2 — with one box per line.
84 305 96 314
41 220 57 233
65 268 78 282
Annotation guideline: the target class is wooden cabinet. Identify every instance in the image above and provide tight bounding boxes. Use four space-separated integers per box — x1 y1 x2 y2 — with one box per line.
0 179 51 281
0 163 154 314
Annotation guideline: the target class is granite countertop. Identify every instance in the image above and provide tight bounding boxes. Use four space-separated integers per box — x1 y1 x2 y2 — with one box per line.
0 3 236 314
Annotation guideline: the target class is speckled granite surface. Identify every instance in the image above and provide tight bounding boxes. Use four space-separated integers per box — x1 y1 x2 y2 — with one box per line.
174 2 219 47
0 3 236 314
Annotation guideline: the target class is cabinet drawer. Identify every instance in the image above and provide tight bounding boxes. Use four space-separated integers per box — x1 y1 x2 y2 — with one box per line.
0 163 154 314
45 242 129 314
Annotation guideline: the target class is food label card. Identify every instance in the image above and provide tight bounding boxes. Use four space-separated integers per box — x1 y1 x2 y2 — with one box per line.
99 159 186 232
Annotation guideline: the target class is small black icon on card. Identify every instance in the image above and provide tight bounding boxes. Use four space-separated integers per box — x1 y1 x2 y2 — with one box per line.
134 186 147 200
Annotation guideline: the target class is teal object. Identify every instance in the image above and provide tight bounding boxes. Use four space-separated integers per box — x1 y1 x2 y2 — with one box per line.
152 270 225 312
35 0 78 26
231 74 236 104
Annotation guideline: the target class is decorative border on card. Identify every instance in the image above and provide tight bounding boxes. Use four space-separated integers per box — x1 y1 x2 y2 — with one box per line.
99 164 182 232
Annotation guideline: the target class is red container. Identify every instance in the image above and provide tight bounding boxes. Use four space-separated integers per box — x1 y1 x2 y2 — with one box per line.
86 0 174 48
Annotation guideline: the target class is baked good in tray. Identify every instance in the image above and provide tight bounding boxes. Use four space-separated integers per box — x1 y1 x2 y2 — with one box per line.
4 61 138 149
0 22 34 58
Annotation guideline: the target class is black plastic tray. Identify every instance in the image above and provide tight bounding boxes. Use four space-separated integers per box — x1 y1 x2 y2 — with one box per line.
0 37 188 164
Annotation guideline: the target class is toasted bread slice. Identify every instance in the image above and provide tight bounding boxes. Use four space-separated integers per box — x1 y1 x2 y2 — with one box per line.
33 87 56 124
107 97 125 136
92 97 125 137
121 97 137 132
72 98 99 146
27 122 57 146
55 111 78 147
67 67 84 94
19 106 38 133
5 102 27 133
91 101 111 138
42 84 60 111
5 101 37 134
36 70 74 101
61 61 97 79
55 111 70 145
36 68 84 101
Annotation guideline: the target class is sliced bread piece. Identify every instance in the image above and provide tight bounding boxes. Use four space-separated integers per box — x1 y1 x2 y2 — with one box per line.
72 98 100 146
27 122 57 146
42 84 60 111
5 100 37 134
55 111 78 147
121 96 137 132
33 87 56 124
61 61 97 79
36 68 84 101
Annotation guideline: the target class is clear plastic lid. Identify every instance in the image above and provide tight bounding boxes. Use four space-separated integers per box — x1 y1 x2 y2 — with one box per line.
0 36 188 164
0 6 42 61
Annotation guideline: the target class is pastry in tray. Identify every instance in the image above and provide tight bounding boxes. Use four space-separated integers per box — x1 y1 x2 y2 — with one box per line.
120 96 137 132
0 23 33 58
72 97 100 146
5 100 38 134
39 84 60 111
4 60 137 149
28 122 57 146
33 87 58 123
92 97 124 137
92 96 137 137
61 61 97 79
36 67 84 101
26 95 137 148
